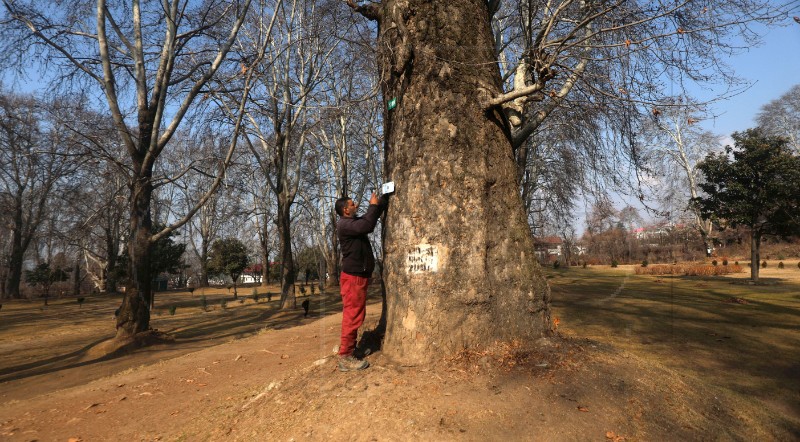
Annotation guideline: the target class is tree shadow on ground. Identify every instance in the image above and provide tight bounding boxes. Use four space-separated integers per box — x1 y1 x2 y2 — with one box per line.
0 287 383 387
549 268 800 425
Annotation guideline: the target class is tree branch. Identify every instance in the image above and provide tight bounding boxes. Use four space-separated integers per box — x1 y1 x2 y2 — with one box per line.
344 0 381 21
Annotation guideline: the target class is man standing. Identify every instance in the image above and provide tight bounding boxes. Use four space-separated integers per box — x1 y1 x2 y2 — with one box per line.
335 192 385 371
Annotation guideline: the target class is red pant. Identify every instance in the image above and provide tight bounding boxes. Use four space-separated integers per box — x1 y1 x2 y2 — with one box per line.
339 272 368 356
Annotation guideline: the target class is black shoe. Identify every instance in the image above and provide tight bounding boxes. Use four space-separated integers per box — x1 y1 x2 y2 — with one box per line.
353 346 372 358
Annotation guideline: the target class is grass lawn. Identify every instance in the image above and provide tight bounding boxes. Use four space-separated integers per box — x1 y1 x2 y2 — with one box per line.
548 262 800 425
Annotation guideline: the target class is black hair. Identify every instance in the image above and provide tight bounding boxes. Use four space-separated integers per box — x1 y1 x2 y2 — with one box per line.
335 197 351 217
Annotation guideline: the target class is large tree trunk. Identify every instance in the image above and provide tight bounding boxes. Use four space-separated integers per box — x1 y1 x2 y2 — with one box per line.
750 230 760 282
377 0 551 364
115 172 154 338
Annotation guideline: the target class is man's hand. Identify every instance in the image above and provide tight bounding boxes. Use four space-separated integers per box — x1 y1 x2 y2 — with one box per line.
369 192 379 205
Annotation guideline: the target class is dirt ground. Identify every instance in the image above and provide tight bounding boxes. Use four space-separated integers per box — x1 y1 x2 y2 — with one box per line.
1 267 799 441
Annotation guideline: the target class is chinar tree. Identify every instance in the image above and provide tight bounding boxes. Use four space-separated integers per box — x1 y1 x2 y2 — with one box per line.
693 129 800 282
343 0 792 363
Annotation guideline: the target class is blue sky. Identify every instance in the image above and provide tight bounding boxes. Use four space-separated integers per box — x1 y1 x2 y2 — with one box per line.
576 20 800 233
699 22 800 141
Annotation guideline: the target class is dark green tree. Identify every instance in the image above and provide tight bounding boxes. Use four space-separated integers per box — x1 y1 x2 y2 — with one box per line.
295 246 321 284
25 263 71 303
207 238 249 299
693 129 800 281
113 225 187 297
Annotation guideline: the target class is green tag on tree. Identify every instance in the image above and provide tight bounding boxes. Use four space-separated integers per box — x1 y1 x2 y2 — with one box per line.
388 97 397 110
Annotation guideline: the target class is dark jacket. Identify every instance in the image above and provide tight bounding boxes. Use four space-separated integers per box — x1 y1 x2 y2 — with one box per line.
338 203 382 277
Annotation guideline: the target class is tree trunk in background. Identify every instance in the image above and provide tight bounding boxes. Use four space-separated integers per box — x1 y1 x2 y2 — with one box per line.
259 213 271 286
199 246 210 287
277 200 296 308
750 230 761 282
6 225 25 299
104 216 120 293
377 0 551 364
73 259 81 296
326 210 340 286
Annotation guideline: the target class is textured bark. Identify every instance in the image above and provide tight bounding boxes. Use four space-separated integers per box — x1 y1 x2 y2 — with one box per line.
750 231 761 282
377 0 551 364
115 161 154 338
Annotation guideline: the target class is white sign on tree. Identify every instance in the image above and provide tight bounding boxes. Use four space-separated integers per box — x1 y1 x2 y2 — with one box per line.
406 244 439 274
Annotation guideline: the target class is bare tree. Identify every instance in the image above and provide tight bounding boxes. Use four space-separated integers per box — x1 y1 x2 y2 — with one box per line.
236 0 342 309
2 0 258 339
642 98 721 256
756 84 800 153
0 91 82 299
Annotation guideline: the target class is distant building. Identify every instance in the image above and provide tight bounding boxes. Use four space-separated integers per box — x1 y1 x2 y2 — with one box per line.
240 264 263 284
533 236 563 263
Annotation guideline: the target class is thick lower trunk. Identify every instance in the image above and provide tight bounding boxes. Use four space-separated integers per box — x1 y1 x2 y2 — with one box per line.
378 0 551 364
115 178 154 338
750 230 760 282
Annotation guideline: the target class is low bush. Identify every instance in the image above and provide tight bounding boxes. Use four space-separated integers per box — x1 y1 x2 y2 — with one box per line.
711 260 718 266
611 260 618 268
641 260 648 267
634 263 744 276
553 261 560 269
761 260 767 268
778 262 785 269
168 305 177 315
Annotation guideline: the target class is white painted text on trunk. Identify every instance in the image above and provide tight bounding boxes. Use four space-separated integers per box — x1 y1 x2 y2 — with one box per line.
406 244 439 274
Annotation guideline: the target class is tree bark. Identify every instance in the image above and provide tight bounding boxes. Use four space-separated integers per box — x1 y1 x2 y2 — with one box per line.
750 230 760 282
6 227 25 299
376 0 551 364
277 198 296 309
115 167 154 337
